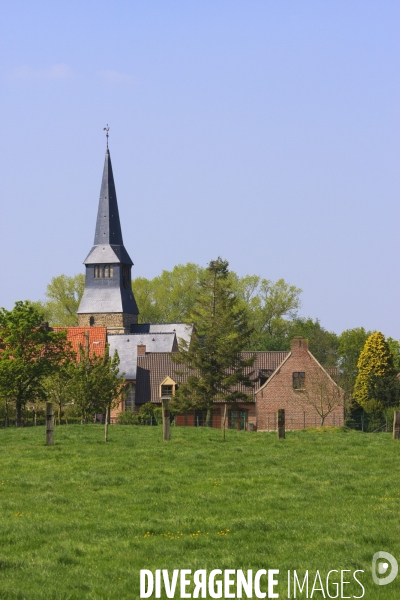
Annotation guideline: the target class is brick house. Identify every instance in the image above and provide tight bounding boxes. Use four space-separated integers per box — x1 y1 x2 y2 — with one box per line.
127 339 344 430
255 337 344 430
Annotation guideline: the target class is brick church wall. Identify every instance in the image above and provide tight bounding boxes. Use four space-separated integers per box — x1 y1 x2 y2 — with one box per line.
78 312 138 331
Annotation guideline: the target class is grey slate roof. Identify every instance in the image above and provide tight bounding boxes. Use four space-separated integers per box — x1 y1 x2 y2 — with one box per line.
108 333 178 379
83 148 133 266
78 285 138 314
130 323 193 347
78 147 138 316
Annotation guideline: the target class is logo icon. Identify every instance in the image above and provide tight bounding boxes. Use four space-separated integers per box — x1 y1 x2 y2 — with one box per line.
372 551 398 586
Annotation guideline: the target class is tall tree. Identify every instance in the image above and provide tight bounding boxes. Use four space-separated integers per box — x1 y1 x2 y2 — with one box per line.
132 263 205 323
231 275 302 350
40 274 85 326
172 258 255 426
338 327 373 396
289 318 339 367
353 332 400 415
0 301 69 426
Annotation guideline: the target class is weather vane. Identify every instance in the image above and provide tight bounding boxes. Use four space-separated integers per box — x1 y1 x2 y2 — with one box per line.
103 124 110 148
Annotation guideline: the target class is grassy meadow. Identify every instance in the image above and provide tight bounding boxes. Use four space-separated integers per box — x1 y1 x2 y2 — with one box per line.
0 425 399 599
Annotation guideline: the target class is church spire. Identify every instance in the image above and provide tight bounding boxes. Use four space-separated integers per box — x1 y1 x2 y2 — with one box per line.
94 148 123 246
77 139 139 333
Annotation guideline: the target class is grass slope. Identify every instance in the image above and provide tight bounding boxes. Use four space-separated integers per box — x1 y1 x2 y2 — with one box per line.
0 426 399 599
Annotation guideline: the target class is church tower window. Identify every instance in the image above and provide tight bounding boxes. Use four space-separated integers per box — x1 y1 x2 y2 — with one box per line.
104 264 113 278
94 265 102 279
122 265 131 289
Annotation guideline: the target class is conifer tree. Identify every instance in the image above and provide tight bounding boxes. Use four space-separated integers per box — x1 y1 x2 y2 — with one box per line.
353 331 400 415
172 257 255 426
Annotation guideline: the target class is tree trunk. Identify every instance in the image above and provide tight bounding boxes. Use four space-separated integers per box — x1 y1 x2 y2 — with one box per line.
46 402 54 446
162 398 170 441
16 401 22 427
206 408 212 427
105 406 109 442
222 404 227 441
277 409 285 439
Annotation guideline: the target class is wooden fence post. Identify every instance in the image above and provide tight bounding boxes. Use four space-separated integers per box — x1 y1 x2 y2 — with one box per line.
277 409 285 439
46 402 54 446
162 398 170 441
393 411 400 440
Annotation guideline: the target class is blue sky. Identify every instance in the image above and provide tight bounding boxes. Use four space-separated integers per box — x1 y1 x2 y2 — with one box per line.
1 1 399 337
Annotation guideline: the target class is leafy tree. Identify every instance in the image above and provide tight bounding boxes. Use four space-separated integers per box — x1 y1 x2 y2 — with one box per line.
43 364 77 425
338 327 373 396
0 301 69 426
387 337 400 373
172 258 255 427
289 318 339 367
67 345 127 440
231 275 302 350
353 332 400 415
132 263 205 323
40 274 85 326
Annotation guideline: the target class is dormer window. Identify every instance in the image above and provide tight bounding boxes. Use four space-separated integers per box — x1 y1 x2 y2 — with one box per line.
160 376 176 399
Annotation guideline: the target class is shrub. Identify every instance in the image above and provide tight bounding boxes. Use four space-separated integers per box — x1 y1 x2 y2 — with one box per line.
117 411 140 425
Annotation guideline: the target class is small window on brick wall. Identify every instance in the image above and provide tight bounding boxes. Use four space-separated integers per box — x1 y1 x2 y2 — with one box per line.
293 372 305 389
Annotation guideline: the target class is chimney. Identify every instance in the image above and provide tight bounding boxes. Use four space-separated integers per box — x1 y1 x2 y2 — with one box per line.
137 344 146 356
290 336 309 354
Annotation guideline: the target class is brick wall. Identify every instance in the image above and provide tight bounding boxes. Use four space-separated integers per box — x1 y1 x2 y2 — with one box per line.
78 312 138 333
255 337 344 430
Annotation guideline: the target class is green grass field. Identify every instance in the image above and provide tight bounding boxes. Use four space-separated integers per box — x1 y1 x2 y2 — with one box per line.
0 425 399 599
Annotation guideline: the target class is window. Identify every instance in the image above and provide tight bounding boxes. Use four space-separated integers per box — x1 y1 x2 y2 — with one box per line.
104 264 113 279
293 372 305 390
258 369 272 387
229 410 248 430
125 386 136 411
122 264 131 289
89 316 95 326
94 265 102 279
161 385 173 397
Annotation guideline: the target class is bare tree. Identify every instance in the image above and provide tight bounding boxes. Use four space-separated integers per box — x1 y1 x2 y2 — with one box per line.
303 369 344 426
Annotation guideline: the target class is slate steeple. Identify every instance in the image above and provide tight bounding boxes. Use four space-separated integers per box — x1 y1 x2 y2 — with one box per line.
77 146 139 333
94 149 123 246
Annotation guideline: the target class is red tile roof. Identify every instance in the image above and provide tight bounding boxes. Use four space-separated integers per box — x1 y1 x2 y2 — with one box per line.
52 327 107 358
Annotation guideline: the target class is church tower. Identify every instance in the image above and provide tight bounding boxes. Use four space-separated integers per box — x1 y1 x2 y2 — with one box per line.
77 145 139 333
